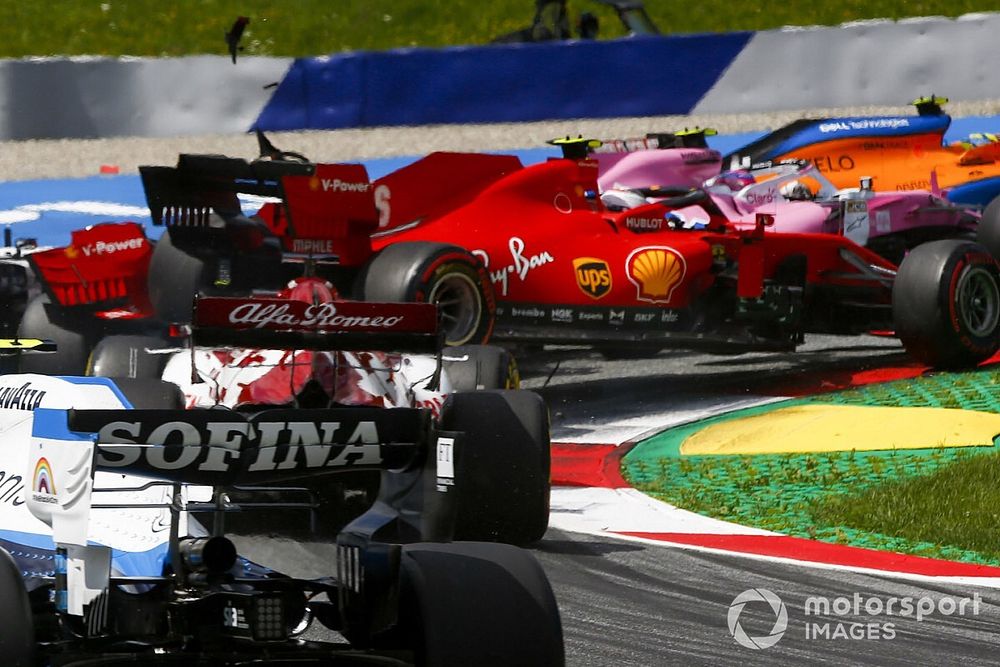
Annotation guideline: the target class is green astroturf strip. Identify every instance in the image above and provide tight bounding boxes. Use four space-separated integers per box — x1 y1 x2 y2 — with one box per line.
622 369 1000 565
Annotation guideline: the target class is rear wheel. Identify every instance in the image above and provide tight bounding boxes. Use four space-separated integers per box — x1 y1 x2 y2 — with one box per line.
440 390 550 545
17 294 95 375
87 334 172 380
397 542 563 667
147 230 208 324
358 243 494 346
893 239 1000 368
107 378 186 410
441 345 519 391
0 547 35 666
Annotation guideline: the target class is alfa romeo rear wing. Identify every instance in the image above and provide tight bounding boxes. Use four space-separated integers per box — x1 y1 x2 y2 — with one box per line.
192 295 442 354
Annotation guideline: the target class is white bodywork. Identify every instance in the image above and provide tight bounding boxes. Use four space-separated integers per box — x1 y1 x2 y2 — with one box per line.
0 374 188 616
160 347 452 415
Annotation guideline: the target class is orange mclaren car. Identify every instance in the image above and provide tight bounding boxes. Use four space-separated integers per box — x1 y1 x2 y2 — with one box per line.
725 97 1000 209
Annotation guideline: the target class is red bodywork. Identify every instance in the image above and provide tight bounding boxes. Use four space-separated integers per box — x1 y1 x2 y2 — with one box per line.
254 164 380 265
29 222 153 320
140 150 901 350
358 153 897 347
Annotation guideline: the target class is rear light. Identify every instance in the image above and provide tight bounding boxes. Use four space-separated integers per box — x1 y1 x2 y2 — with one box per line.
221 593 288 642
168 323 192 339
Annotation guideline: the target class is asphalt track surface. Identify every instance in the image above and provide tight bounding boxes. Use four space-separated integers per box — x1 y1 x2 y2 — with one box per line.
534 527 1000 666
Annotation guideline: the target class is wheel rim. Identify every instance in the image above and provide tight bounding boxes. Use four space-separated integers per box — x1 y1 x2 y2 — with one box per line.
428 271 483 346
956 265 1000 337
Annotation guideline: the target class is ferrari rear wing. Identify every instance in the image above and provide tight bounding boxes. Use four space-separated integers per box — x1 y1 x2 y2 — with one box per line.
28 222 151 308
140 154 380 264
140 154 314 226
192 295 442 354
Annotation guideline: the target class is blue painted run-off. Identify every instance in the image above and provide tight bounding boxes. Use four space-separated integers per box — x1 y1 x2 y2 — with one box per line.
254 34 753 131
4 116 1000 249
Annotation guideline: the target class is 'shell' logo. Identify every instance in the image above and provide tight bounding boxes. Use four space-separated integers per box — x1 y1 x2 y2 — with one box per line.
573 257 612 299
626 247 686 303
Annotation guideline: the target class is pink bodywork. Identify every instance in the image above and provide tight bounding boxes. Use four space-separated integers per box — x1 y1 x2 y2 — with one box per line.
595 146 978 243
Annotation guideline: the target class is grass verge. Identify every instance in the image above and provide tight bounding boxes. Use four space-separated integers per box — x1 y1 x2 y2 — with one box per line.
2 1 1000 57
624 368 1000 565
627 447 1000 564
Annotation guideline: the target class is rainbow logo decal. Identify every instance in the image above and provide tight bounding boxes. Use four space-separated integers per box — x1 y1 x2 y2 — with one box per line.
33 457 55 495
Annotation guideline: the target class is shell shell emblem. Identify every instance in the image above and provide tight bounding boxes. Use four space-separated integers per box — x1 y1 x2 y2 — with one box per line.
626 247 686 303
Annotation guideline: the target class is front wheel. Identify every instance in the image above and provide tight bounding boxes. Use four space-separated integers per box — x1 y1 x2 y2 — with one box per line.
893 240 1000 368
357 243 494 346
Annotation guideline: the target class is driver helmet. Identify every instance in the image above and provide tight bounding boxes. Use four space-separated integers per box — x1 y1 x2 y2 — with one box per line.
705 170 755 192
779 179 814 201
279 276 339 304
601 188 648 211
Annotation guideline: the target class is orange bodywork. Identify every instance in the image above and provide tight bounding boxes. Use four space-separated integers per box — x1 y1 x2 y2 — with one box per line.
772 134 1000 194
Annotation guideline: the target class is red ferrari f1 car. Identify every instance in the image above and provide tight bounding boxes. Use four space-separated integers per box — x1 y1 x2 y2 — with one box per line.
368 143 999 368
14 136 501 375
110 136 1000 369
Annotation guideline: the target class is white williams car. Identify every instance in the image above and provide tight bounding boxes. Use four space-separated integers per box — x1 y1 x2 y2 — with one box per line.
0 312 560 664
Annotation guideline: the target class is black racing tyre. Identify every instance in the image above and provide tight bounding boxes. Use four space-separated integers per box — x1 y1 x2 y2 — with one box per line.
893 239 1000 368
977 195 1000 262
109 378 186 410
87 334 172 380
87 336 172 380
17 293 95 375
148 230 208 324
441 344 520 391
397 542 564 667
439 390 549 545
0 547 35 666
357 242 494 346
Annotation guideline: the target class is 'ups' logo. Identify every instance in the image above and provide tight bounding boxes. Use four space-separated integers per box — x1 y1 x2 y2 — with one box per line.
573 257 612 299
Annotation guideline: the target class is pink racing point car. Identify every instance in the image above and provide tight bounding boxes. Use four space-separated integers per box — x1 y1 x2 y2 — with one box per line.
587 132 980 265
